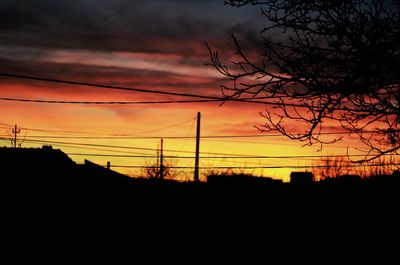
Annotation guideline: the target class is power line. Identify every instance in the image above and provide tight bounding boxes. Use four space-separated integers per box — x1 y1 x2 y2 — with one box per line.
0 72 366 110
1 123 104 135
0 122 12 127
5 138 303 157
13 138 316 157
0 72 270 105
21 138 259 157
4 139 397 170
20 140 155 156
2 119 394 140
0 97 221 105
110 164 400 169
5 137 399 158
133 117 195 135
21 138 215 155
22 138 162 152
200 138 352 149
178 117 196 151
0 130 388 140
0 117 196 136
66 152 397 160
65 154 339 167
68 154 156 158
0 136 231 155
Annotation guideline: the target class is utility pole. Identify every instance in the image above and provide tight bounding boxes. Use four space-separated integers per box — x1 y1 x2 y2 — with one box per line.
194 112 201 182
159 138 164 180
156 142 160 179
12 124 20 148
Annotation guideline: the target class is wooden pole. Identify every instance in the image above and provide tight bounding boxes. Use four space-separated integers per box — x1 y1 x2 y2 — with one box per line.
194 112 201 182
160 138 164 180
12 125 20 148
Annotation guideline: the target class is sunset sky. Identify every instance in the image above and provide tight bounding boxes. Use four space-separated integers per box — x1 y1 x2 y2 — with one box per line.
0 0 370 181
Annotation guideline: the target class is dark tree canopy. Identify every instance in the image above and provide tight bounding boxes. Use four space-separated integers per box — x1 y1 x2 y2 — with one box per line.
209 0 400 160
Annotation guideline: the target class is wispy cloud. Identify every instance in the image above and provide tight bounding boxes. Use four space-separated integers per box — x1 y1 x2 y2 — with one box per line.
0 45 222 78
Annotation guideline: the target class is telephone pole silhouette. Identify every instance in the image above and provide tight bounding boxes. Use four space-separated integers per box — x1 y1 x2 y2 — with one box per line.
159 138 164 180
194 112 201 182
12 125 20 148
156 142 160 178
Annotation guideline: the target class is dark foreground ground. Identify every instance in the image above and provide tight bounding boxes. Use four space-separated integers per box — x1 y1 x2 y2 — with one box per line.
1 150 398 260
2 175 399 261
3 172 399 225
2 147 397 225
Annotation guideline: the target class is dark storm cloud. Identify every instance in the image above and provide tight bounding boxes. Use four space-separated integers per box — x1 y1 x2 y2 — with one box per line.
0 0 261 55
0 0 266 101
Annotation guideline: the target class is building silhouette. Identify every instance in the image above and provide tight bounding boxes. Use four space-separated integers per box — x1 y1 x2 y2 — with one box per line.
290 171 314 186
0 145 132 195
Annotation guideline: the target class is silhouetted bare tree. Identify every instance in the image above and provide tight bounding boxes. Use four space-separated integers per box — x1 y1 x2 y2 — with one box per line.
355 155 400 176
208 0 400 161
139 160 180 180
312 156 351 180
312 155 400 179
